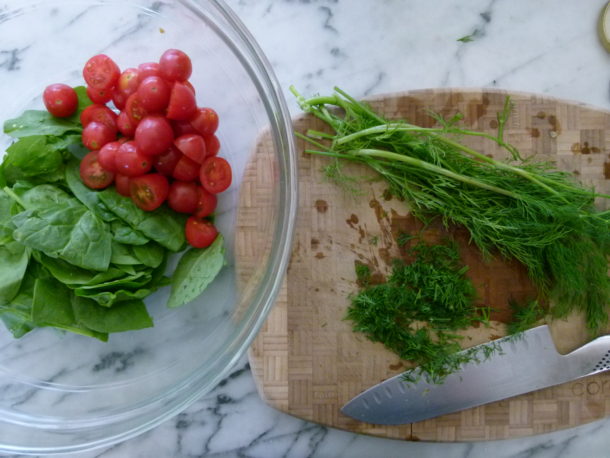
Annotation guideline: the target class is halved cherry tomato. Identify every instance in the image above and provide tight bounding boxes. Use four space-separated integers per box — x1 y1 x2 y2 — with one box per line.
203 134 220 157
174 134 206 164
80 150 114 189
154 145 182 176
82 121 117 150
117 67 141 95
115 173 131 197
159 49 192 82
190 107 218 136
138 62 161 80
98 141 121 173
172 119 198 137
115 141 152 177
117 111 136 137
194 187 217 218
125 93 149 125
166 82 197 120
83 54 120 90
135 115 174 156
137 76 171 112
172 155 200 181
80 104 118 130
167 180 199 214
200 156 232 193
129 173 169 211
185 217 218 248
86 85 112 104
43 83 78 118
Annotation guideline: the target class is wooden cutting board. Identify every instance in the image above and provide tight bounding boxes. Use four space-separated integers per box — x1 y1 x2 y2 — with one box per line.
236 89 610 442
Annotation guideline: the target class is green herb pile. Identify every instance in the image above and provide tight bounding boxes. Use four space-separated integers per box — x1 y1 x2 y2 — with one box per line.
0 88 224 341
348 238 498 384
292 87 610 335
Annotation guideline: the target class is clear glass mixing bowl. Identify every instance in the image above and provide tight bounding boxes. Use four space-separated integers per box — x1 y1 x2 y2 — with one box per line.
0 0 296 453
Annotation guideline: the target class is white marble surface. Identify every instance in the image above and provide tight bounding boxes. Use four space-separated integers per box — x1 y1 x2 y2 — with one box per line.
5 0 610 456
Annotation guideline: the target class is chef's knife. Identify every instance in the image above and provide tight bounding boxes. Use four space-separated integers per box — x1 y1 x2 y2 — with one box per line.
341 325 610 425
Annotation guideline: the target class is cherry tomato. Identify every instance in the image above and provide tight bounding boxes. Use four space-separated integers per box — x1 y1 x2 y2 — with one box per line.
166 82 197 120
185 217 218 248
80 104 118 130
174 134 206 164
116 111 136 137
112 88 128 110
115 141 153 177
129 173 169 211
98 141 121 173
159 49 192 82
194 186 217 218
153 145 182 176
134 115 174 156
190 107 218 136
182 80 196 94
82 121 117 150
83 54 120 90
43 83 78 118
115 173 131 197
86 85 112 104
200 156 232 194
125 93 149 125
167 180 199 214
138 62 161 80
117 67 141 95
204 134 220 157
172 155 200 181
80 150 115 189
172 119 198 137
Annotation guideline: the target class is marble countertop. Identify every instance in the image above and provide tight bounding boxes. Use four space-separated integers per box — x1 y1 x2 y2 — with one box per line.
6 0 610 456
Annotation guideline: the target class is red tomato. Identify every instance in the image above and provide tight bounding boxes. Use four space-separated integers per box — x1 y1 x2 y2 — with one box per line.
115 173 131 197
79 150 115 189
185 217 218 248
82 121 117 150
116 110 136 137
117 67 140 95
172 155 200 181
200 156 232 194
174 134 206 164
80 104 118 130
43 84 78 118
115 141 153 177
129 173 169 211
125 93 149 125
138 62 161 80
166 82 197 120
194 186 217 218
112 88 128 110
98 141 121 173
167 180 199 214
86 85 112 104
159 49 192 82
172 119 197 137
83 54 120 90
135 115 174 156
153 145 182 176
190 107 218 136
204 134 220 157
137 76 171 112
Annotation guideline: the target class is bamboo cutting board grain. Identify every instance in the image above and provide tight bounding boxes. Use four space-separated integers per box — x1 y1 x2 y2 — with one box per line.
236 89 610 442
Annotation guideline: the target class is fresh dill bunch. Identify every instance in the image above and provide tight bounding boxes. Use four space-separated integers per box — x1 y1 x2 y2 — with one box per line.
292 86 610 334
507 299 546 335
346 239 495 384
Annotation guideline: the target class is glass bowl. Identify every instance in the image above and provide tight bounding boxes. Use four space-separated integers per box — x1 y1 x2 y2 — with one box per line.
0 0 296 454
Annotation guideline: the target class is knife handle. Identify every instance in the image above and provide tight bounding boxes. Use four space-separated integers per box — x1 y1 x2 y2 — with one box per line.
565 335 610 377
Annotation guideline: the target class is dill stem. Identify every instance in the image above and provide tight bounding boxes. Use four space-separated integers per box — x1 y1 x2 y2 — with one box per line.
348 148 523 200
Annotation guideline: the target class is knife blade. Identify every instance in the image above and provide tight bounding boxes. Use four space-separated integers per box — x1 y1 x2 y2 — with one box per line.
341 325 610 425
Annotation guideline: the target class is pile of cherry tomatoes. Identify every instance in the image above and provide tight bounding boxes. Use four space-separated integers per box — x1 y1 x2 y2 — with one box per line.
42 49 231 248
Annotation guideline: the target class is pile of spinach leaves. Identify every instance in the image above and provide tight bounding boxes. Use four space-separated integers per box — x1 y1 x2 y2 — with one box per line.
0 87 225 341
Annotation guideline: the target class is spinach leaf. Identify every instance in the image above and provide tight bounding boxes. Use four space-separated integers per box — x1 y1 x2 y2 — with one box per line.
110 221 149 245
12 203 112 271
0 164 6 188
110 242 142 266
20 184 77 209
74 269 152 291
98 189 185 252
0 242 30 304
132 242 166 268
168 234 225 308
3 111 81 138
74 287 153 308
0 262 41 338
2 136 66 184
72 296 153 333
34 252 126 287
